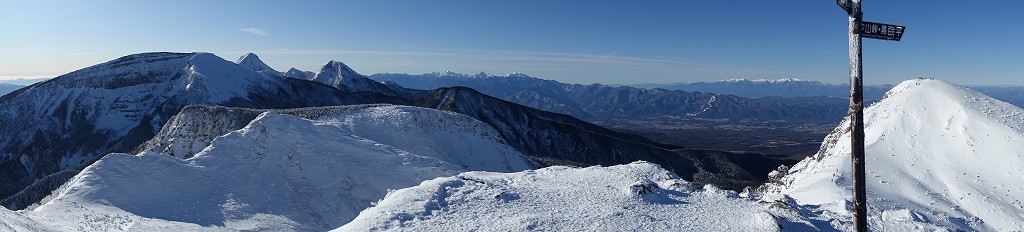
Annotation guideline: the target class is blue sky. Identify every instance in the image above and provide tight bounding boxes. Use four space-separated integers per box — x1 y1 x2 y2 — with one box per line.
1 1 1021 85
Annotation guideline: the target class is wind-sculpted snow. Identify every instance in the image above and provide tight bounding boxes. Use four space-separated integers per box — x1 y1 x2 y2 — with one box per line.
0 105 536 231
759 79 1024 231
339 161 814 231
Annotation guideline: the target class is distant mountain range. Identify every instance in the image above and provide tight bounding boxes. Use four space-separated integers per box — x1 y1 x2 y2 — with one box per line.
0 78 49 86
631 78 893 100
412 86 784 189
0 83 22 96
0 52 784 212
632 78 1024 109
370 72 849 123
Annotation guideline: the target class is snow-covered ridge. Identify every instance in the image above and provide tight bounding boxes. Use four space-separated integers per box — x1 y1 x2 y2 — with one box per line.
4 105 536 231
340 161 812 231
760 79 1024 231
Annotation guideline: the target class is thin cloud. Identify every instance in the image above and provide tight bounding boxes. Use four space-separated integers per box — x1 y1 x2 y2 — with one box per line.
238 28 268 36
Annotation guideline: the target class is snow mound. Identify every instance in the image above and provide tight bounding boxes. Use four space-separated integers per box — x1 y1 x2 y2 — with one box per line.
3 105 536 231
761 79 1024 231
340 161 812 231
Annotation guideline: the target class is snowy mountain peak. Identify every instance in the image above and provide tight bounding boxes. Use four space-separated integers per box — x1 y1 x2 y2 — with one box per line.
284 67 315 80
761 79 1024 230
235 52 280 77
311 60 396 95
323 60 352 71
312 60 361 83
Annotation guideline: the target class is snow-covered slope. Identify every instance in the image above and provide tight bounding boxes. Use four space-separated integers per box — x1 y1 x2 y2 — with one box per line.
235 53 282 78
760 79 1024 231
310 60 398 96
340 161 813 231
0 105 536 231
0 52 400 209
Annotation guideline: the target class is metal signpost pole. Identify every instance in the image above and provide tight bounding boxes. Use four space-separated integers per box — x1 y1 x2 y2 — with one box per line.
837 0 904 230
847 0 868 231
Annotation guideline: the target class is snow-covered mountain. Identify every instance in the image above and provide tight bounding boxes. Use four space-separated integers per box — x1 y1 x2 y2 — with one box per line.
0 52 399 209
307 60 398 96
284 68 315 80
760 79 1024 231
340 161 814 231
371 72 849 122
235 53 282 78
0 105 536 231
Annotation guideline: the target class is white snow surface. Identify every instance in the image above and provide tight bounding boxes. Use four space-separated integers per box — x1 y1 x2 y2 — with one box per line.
338 161 814 231
0 105 536 231
762 79 1024 231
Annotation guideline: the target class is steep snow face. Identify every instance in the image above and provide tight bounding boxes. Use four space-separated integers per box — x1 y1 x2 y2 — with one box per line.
762 79 1024 230
235 53 282 77
311 60 397 96
3 105 535 231
340 161 812 231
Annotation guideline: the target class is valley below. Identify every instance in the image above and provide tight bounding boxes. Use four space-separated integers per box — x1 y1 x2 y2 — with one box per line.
593 118 836 162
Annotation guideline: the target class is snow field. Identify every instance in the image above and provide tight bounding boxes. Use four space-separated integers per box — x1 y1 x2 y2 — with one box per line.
340 161 805 231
